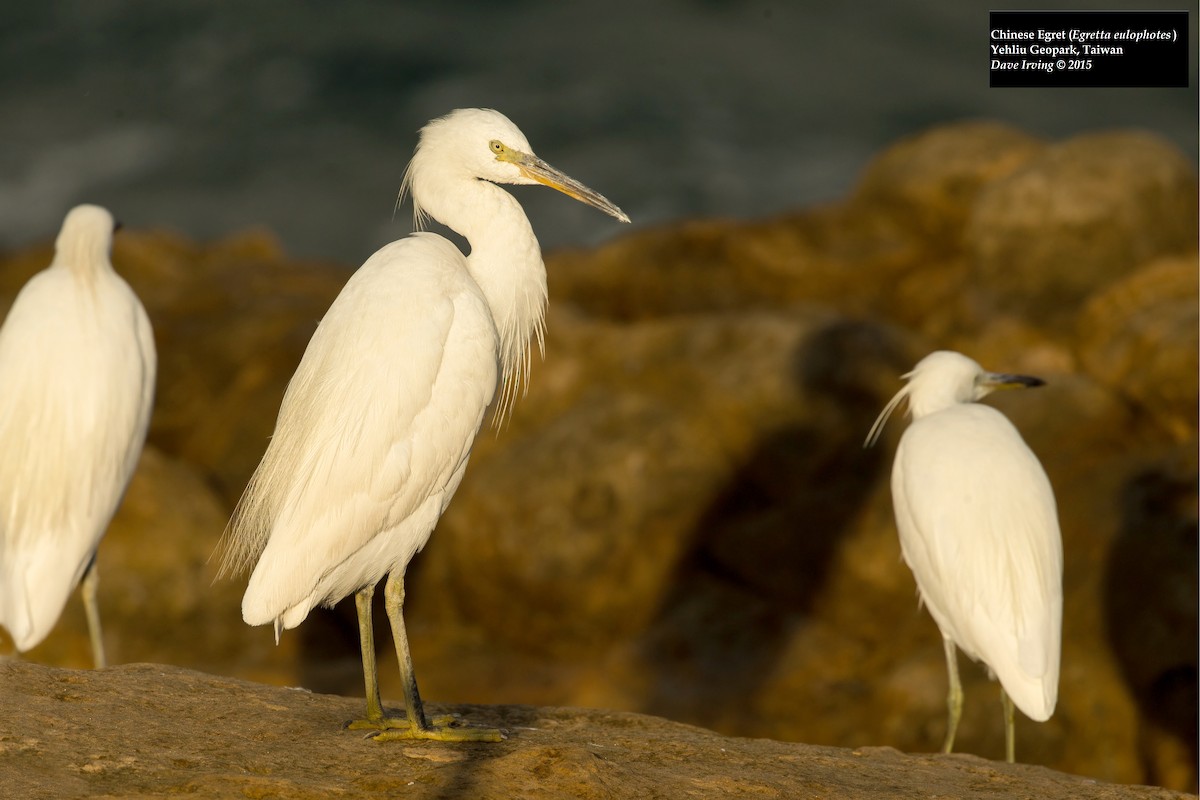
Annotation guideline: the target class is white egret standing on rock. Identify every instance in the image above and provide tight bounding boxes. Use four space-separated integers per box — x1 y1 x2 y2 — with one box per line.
0 204 156 669
218 108 628 742
865 350 1061 763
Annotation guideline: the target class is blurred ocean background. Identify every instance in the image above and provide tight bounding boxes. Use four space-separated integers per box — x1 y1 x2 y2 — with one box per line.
1 0 1196 263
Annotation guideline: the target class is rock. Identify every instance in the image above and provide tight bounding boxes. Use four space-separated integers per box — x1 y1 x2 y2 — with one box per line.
1104 449 1200 791
416 309 912 660
967 132 1198 325
548 199 952 333
0 661 1188 800
852 120 1045 244
1077 253 1199 441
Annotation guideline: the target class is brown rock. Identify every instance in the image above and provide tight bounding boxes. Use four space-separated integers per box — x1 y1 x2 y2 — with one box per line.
852 120 1045 244
967 132 1198 324
416 309 912 660
548 200 959 335
1104 448 1199 791
0 661 1188 800
1077 253 1200 441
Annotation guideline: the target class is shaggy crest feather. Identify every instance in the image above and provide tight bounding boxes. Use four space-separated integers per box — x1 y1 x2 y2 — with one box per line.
864 369 914 447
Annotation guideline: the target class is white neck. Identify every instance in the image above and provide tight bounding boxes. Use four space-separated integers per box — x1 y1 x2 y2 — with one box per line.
907 387 959 419
418 174 547 421
53 236 112 284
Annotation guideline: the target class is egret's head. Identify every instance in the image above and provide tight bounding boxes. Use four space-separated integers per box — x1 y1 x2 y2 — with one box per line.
912 351 991 405
910 350 1044 406
401 108 628 228
865 350 1044 446
414 109 534 184
54 204 117 267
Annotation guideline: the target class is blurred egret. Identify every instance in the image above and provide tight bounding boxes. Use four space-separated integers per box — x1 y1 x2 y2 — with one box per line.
219 108 628 742
865 350 1061 763
0 204 156 668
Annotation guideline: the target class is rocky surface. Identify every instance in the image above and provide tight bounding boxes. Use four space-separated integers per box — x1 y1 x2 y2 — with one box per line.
0 661 1191 800
0 121 1195 794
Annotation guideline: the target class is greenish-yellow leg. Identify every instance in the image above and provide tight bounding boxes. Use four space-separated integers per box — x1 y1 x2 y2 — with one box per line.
345 584 388 727
350 575 504 742
345 584 457 731
941 637 962 754
81 559 106 669
1001 688 1015 763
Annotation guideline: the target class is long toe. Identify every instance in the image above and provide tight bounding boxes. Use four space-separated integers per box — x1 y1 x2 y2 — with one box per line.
371 722 506 743
345 712 463 731
345 715 412 731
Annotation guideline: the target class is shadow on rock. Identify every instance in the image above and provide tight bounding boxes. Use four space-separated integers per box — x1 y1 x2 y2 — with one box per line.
636 320 912 731
1104 458 1199 793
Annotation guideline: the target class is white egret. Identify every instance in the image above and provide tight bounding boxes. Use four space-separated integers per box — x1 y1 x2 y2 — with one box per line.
865 350 1062 763
0 204 156 668
219 108 628 742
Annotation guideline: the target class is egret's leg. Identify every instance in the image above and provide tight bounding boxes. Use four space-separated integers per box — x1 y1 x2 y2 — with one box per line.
81 559 106 669
1001 688 1015 763
345 584 389 729
358 584 384 721
345 584 448 731
389 571 429 730
941 637 962 754
370 572 504 743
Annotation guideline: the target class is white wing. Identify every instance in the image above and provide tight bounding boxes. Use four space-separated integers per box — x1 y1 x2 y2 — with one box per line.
0 265 155 650
892 403 1062 720
226 234 499 629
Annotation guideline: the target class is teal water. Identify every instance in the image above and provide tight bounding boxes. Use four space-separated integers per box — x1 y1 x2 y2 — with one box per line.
0 0 1194 262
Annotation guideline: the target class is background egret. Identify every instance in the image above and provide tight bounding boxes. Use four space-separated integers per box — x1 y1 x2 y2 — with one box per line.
219 108 628 742
0 204 156 668
865 350 1062 763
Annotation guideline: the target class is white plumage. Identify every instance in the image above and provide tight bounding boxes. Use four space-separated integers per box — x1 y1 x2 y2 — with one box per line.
234 234 497 630
867 350 1062 762
220 108 627 741
0 204 156 666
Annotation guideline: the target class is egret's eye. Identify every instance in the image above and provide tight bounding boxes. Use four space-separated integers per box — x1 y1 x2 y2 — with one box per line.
489 140 505 156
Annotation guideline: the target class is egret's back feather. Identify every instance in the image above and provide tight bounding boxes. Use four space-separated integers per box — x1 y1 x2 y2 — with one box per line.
0 205 155 652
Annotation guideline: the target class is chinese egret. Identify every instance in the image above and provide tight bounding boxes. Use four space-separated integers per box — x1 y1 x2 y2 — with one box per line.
865 350 1062 763
219 108 628 742
0 204 156 668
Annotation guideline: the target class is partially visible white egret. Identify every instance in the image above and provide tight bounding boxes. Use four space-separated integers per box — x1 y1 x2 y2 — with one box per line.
0 204 156 668
865 350 1062 763
219 108 628 742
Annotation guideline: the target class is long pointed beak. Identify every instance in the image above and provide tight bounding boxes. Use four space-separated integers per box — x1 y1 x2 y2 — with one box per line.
983 372 1046 390
516 154 630 224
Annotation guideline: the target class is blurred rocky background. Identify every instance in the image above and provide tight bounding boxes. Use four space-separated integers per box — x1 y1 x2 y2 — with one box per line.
0 121 1194 793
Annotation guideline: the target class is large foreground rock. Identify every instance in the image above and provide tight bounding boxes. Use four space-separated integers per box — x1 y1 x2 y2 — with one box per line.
0 661 1189 800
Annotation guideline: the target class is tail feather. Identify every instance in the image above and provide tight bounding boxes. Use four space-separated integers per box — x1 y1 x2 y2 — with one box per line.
0 542 87 652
